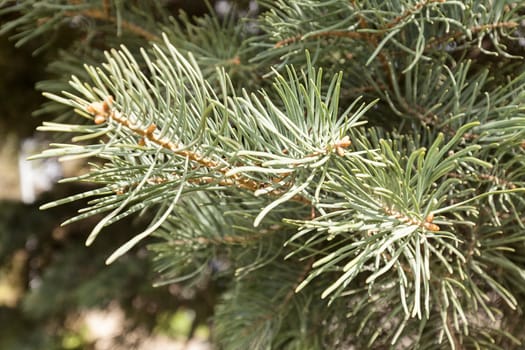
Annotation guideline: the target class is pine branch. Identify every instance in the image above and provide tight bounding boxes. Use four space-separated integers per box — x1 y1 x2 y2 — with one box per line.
274 0 448 48
33 36 377 265
4 1 525 348
258 0 524 72
83 95 353 203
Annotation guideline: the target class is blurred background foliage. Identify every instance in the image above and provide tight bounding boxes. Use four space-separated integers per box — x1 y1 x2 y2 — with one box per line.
0 1 248 348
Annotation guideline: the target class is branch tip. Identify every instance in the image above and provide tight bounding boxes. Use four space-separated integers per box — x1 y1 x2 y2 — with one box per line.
333 136 351 156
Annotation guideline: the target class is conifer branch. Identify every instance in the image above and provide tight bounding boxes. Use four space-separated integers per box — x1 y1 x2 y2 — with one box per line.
274 0 448 48
85 95 355 205
85 96 264 193
4 1 525 348
425 21 520 52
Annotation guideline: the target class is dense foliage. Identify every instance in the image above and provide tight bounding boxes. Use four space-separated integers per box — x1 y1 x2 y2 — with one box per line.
2 1 525 348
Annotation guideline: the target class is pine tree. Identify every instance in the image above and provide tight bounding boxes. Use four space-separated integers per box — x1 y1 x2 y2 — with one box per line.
2 0 525 348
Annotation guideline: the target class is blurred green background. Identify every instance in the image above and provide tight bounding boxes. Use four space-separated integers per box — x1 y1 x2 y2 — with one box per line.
0 1 229 348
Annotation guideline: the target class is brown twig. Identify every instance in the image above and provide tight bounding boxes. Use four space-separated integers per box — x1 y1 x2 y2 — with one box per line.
275 31 365 48
164 224 284 247
448 171 517 190
63 8 160 42
478 173 517 189
102 0 110 17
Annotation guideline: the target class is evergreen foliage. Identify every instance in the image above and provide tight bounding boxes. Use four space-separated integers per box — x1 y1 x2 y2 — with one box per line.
2 0 525 348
